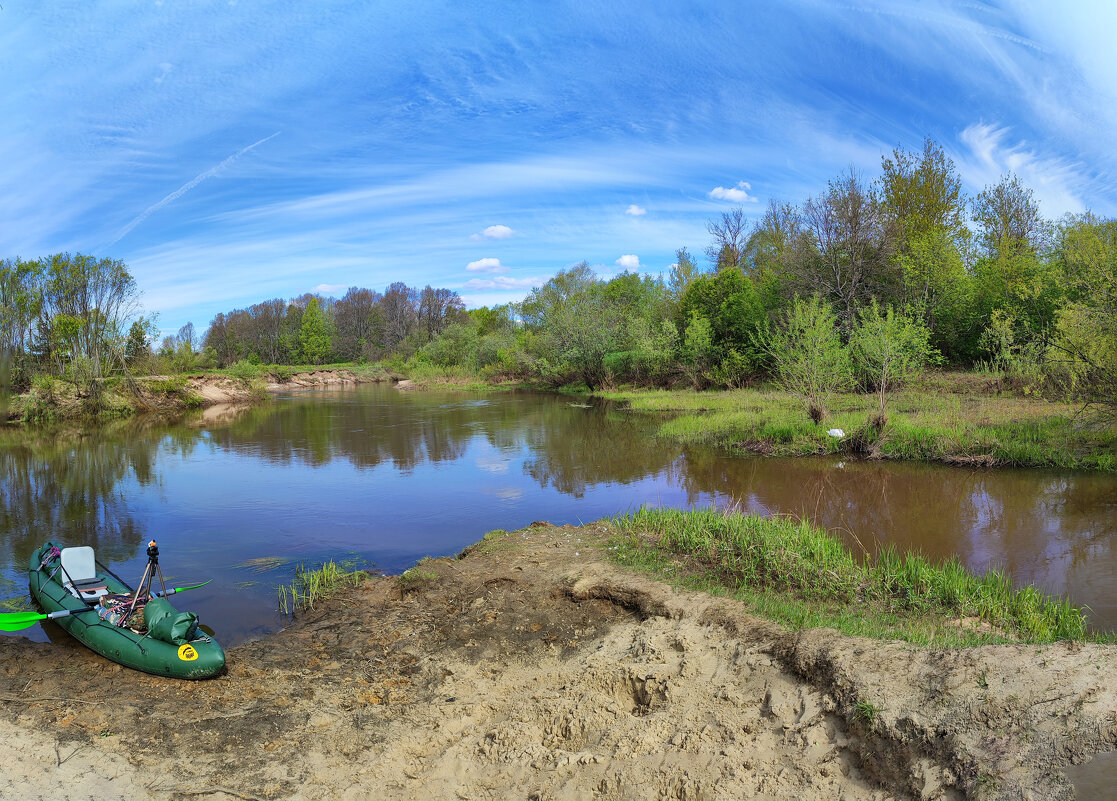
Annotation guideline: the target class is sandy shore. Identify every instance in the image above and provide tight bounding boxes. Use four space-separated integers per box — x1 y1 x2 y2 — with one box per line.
1 522 1115 800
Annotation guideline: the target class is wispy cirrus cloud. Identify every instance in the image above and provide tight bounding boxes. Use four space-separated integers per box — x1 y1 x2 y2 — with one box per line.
313 283 348 295
708 181 757 203
466 257 507 273
956 123 1086 215
463 275 546 291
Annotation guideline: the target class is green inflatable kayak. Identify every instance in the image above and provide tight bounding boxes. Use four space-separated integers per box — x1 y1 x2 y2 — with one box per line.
28 542 226 679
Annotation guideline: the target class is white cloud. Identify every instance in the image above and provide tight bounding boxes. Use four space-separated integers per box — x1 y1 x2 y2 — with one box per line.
313 283 347 295
615 254 640 269
463 275 546 291
625 204 646 216
466 257 508 273
470 224 515 241
708 181 758 203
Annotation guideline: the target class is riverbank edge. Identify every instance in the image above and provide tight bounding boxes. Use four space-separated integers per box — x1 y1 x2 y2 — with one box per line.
2 519 1114 800
2 366 398 424
378 370 1117 472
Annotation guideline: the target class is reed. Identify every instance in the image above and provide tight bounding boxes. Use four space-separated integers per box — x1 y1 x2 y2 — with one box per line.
609 507 1101 644
276 559 368 615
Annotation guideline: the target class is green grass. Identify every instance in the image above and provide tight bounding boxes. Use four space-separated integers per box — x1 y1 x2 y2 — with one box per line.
599 375 1117 471
607 507 1109 645
276 559 369 615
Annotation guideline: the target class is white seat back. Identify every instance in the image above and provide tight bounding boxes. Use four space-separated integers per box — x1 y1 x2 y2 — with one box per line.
60 546 97 581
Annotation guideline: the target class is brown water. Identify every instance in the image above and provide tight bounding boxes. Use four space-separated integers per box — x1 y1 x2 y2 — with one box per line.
1 384 1114 646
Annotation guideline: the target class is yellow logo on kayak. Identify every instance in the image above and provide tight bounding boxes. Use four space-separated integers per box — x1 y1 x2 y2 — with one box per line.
178 644 199 661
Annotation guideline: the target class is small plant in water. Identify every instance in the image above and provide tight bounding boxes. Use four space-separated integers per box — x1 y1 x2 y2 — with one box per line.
276 559 368 615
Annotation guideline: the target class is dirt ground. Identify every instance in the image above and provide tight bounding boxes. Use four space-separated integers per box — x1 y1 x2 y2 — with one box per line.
1 522 1114 800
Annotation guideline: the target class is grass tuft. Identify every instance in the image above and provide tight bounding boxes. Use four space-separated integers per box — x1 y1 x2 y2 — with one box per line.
276 559 368 615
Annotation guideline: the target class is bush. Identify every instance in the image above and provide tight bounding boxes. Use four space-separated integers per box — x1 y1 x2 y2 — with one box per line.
761 295 851 423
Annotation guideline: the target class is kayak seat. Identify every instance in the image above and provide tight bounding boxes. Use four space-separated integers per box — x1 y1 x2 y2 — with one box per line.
59 546 109 603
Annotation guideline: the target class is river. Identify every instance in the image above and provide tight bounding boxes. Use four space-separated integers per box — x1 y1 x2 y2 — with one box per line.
2 384 1114 646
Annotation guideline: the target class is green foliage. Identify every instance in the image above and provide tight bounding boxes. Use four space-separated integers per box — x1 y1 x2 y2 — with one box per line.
298 297 333 365
676 267 764 384
850 300 938 419
1046 214 1117 422
226 358 262 385
761 295 851 422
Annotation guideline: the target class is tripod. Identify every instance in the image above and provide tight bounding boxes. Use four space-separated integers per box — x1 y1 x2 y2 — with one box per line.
124 540 168 623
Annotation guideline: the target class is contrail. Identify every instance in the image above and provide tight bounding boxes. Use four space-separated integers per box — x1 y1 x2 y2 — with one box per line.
107 131 281 247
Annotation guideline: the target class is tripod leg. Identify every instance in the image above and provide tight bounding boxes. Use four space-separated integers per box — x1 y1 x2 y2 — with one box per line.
124 563 153 622
153 563 168 598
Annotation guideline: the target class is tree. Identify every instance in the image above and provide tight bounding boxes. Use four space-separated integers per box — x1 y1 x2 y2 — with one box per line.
380 282 419 351
971 176 1060 356
519 263 618 390
794 170 897 333
762 295 851 423
850 300 938 425
705 207 750 270
417 286 466 344
676 268 764 385
176 322 197 354
298 297 333 365
973 173 1049 258
667 247 700 307
879 139 974 359
32 253 141 391
1047 213 1117 421
334 287 383 361
743 199 806 312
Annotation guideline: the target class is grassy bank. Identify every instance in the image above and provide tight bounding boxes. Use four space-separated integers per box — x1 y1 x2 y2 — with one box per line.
599 373 1117 472
606 507 1110 646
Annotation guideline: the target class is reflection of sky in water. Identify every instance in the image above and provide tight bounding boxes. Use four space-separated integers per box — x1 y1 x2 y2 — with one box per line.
1 384 1115 646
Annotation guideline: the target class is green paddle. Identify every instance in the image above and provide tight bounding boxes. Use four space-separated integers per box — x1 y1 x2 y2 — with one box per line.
155 579 212 598
0 580 213 632
0 607 100 632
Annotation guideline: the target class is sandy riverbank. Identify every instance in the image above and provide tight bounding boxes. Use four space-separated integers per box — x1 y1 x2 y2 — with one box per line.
1 522 1115 800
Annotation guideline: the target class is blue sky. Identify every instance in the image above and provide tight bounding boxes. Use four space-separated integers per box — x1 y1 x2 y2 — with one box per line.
3 1 1116 337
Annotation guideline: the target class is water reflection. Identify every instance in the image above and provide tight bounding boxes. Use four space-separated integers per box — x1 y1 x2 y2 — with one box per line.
1 385 1114 645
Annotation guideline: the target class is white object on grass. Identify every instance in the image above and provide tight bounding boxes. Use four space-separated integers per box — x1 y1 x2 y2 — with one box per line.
827 428 845 438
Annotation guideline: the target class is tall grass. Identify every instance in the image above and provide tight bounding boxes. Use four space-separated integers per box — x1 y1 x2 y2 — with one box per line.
276 560 368 615
610 507 1095 644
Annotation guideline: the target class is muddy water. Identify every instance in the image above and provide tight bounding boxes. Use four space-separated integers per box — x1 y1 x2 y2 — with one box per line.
1 384 1114 646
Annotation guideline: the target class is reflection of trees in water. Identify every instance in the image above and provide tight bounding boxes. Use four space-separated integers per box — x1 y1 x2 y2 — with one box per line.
520 404 679 497
207 392 479 470
679 451 1117 595
206 390 678 498
0 422 176 576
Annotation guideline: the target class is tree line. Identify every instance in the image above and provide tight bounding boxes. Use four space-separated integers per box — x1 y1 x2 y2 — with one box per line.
2 137 1113 422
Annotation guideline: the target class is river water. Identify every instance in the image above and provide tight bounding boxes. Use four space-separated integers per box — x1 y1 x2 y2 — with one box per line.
2 384 1114 646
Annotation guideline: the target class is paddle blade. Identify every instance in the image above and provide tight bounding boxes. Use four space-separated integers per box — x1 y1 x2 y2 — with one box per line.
157 579 212 598
0 612 48 632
